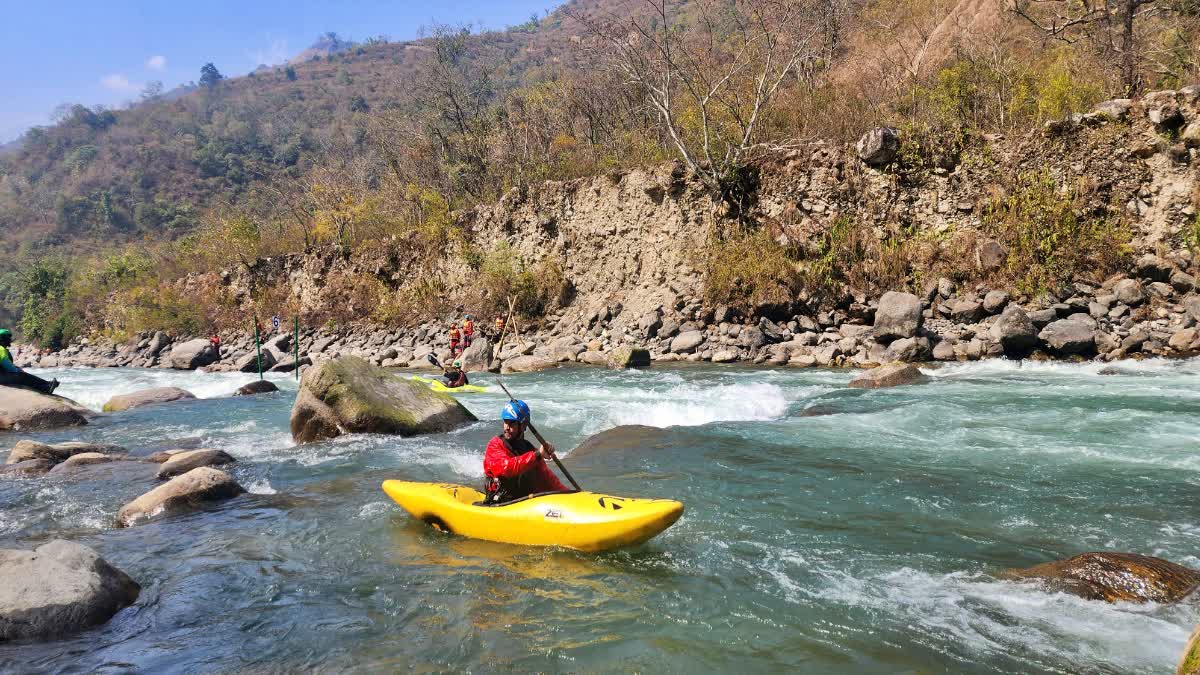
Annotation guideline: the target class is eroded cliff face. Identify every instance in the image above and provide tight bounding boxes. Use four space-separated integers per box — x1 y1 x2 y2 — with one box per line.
219 87 1200 327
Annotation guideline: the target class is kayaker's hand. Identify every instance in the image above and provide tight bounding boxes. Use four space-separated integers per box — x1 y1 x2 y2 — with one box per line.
539 443 556 460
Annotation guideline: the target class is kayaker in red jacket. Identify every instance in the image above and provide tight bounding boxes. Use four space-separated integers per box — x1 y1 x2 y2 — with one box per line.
483 399 566 503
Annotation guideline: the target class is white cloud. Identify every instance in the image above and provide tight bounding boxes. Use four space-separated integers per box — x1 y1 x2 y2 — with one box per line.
146 55 167 71
248 37 290 67
100 74 136 92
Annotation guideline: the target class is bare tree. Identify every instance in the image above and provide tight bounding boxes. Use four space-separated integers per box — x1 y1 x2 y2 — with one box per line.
1011 0 1166 95
569 0 822 198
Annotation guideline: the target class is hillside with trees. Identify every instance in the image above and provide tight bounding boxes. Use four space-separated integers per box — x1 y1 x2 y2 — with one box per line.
2 0 1199 347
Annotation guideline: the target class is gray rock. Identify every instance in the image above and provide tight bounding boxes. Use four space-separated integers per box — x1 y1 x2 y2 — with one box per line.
977 239 1007 271
103 387 196 413
0 387 90 432
989 305 1040 357
146 331 170 356
458 338 493 372
167 339 220 370
982 290 1009 314
1113 279 1147 306
885 336 932 362
1093 98 1132 121
234 380 279 396
848 363 929 389
0 459 54 476
48 452 124 473
0 540 139 641
117 467 245 527
270 355 312 373
1144 90 1183 128
156 449 236 479
857 127 900 167
1039 319 1097 355
1170 270 1196 293
606 345 651 369
502 355 558 373
1028 308 1058 327
873 291 924 341
949 299 985 323
1135 254 1175 282
711 348 740 363
235 349 276 373
932 340 957 361
670 330 706 354
1186 295 1200 322
1170 328 1198 352
739 326 767 349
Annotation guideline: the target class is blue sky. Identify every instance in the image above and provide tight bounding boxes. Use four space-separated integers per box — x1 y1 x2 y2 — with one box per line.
0 1 560 142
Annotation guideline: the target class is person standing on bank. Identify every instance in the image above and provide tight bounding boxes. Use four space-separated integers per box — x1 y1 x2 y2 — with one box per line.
482 400 566 503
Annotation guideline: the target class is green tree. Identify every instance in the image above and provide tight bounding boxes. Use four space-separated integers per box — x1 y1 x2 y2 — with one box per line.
200 62 224 88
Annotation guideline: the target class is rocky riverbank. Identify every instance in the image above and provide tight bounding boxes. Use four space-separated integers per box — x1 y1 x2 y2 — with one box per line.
13 251 1199 374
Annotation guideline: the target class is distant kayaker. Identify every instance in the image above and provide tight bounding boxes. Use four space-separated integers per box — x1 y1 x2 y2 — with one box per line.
442 359 469 389
482 400 566 504
0 329 59 395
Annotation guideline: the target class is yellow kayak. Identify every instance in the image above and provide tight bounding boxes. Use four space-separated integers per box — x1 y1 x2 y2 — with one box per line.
410 375 488 394
381 480 684 552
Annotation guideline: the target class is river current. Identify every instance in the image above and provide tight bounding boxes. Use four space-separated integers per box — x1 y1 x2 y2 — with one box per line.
1 360 1197 673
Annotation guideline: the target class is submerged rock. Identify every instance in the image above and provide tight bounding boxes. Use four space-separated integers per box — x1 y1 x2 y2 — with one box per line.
103 387 196 412
570 425 675 458
0 386 90 432
234 380 279 396
848 363 930 389
1004 552 1200 603
290 356 476 443
0 459 54 476
6 440 125 465
117 466 245 527
49 452 122 473
0 539 140 641
156 449 236 479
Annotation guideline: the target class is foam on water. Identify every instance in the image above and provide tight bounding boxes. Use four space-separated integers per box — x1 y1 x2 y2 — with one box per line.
34 366 299 411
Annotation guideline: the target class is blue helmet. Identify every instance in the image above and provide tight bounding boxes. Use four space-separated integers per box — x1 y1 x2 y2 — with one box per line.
501 400 530 423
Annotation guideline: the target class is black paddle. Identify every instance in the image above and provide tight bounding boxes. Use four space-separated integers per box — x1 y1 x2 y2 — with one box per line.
426 353 582 491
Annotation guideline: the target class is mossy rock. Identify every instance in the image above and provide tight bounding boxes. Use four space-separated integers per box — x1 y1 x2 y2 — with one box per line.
1181 625 1200 675
290 356 477 443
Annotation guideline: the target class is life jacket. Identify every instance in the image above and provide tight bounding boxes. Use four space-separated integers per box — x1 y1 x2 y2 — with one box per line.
483 436 537 504
0 345 11 365
444 369 468 387
449 327 461 341
494 318 504 331
463 319 474 334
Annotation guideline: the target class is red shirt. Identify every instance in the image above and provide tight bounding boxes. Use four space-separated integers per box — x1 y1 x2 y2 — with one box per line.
483 435 567 494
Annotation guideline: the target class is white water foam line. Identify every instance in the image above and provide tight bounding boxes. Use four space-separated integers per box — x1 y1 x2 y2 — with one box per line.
593 382 791 430
35 366 298 411
803 565 1198 672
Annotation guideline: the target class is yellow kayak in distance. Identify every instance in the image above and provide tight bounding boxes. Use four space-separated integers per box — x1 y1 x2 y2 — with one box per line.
410 375 488 394
381 480 684 553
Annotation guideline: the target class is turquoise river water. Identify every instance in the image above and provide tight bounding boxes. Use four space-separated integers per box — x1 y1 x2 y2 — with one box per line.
1 360 1198 673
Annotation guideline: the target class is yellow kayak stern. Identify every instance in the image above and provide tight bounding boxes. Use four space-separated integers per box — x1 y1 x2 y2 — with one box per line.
382 480 684 553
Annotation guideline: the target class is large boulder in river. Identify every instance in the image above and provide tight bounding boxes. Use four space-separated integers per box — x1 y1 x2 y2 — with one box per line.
116 466 245 527
290 356 476 443
1004 552 1200 603
607 345 651 369
570 425 674 459
848 363 929 389
156 448 235 479
0 539 140 641
6 440 125 465
670 330 706 354
167 339 219 370
49 452 123 473
458 338 493 372
989 305 1039 357
102 386 196 412
0 386 90 432
873 292 923 342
